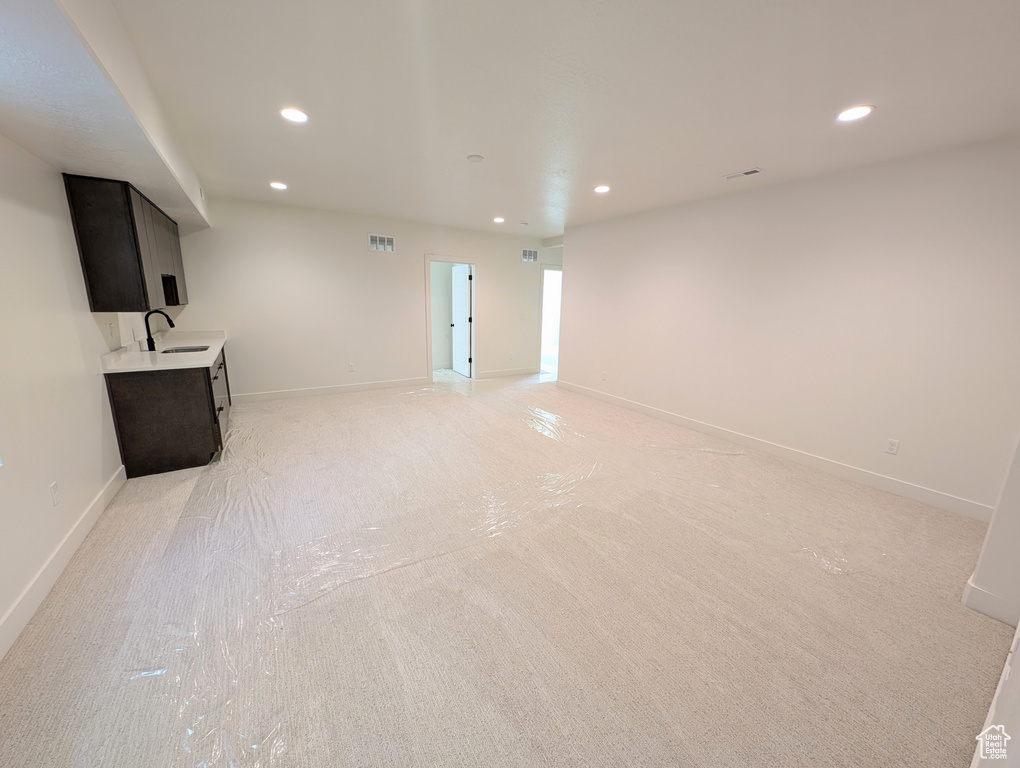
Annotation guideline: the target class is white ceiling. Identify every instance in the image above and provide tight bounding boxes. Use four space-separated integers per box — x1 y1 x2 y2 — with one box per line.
0 0 203 226
30 0 1020 238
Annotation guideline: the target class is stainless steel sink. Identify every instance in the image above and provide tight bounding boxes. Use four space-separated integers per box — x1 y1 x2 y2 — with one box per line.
161 346 210 354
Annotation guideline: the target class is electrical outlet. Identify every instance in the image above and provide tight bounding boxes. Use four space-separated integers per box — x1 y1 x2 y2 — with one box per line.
49 481 61 506
886 439 900 455
601 371 607 381
348 363 355 372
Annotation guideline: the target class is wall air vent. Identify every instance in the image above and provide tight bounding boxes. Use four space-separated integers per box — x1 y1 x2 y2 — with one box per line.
369 234 395 252
724 167 763 180
521 249 539 263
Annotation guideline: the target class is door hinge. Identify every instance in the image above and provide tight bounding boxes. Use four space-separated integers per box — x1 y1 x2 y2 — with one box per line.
468 317 472 322
468 357 473 363
468 274 473 281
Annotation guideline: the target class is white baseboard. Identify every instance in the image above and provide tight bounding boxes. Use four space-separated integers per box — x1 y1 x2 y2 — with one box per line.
0 465 127 663
556 379 993 522
963 575 1020 627
475 367 540 380
969 625 1020 768
233 377 430 403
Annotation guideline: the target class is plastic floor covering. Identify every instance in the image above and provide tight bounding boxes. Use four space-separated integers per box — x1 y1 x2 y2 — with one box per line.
0 372 1011 766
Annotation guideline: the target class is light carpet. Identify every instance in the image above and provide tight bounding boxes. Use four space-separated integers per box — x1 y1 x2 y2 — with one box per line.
0 373 1010 766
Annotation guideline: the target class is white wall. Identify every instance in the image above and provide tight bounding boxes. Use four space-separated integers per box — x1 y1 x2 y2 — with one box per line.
179 197 561 399
0 132 124 661
430 261 453 370
559 137 1020 522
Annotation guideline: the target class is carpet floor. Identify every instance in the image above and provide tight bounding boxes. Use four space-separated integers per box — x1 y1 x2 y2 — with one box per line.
0 373 1010 767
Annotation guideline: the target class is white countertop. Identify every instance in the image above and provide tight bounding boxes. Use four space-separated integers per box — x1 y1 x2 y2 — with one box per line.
101 330 226 374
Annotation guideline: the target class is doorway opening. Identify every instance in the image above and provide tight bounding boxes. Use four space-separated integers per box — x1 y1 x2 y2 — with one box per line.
429 260 473 379
540 267 562 378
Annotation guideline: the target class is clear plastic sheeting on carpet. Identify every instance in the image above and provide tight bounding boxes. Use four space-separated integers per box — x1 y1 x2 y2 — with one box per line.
0 374 1009 768
799 545 853 574
68 381 606 767
270 458 602 615
523 405 585 442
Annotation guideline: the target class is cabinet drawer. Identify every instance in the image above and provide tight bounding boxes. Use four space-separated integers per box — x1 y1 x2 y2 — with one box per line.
209 350 224 373
208 348 231 450
214 395 230 443
210 355 228 401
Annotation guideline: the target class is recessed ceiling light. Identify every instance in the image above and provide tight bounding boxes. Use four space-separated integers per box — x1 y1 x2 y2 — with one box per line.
493 217 505 223
836 105 874 122
280 108 308 123
467 154 485 163
594 185 611 194
270 181 288 190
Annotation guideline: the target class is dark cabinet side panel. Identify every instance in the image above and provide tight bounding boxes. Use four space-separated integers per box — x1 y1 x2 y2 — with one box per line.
106 368 220 477
64 175 148 312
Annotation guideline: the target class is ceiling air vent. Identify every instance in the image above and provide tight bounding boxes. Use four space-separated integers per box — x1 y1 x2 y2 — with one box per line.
522 249 539 263
369 234 395 252
724 167 763 180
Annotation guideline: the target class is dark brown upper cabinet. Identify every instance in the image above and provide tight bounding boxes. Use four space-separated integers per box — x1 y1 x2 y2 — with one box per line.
64 174 189 312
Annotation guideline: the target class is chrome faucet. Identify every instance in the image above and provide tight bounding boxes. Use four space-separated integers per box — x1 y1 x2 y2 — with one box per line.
144 309 175 351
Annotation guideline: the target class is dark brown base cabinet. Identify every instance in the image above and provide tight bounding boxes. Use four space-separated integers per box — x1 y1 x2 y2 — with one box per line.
106 349 232 478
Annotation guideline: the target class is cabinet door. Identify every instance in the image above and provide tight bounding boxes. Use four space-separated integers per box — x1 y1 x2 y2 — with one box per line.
169 220 189 304
65 176 148 312
152 208 185 304
152 209 174 277
106 368 220 477
129 189 165 309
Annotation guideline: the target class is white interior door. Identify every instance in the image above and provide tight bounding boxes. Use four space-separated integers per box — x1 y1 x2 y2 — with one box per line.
451 264 472 377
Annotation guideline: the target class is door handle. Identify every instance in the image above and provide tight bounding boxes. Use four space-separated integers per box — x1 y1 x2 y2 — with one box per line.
451 323 455 327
